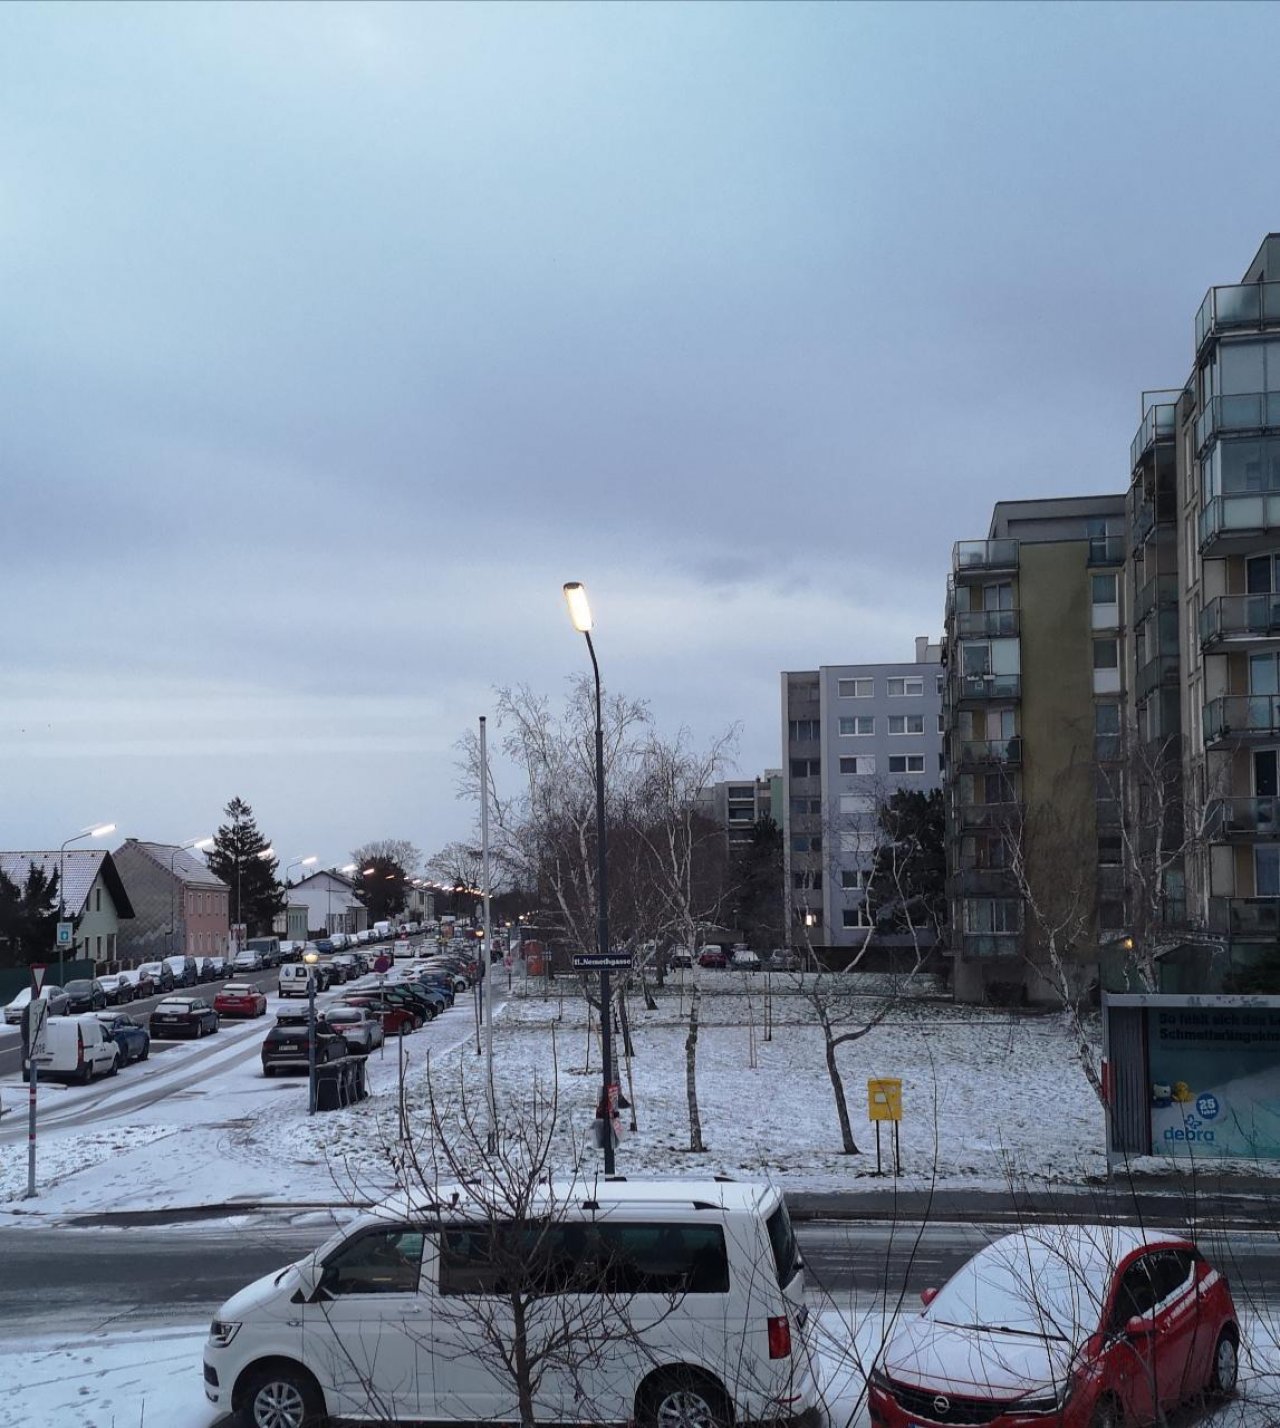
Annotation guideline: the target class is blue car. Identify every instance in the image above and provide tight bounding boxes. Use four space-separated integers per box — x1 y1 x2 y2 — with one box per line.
94 1013 151 1066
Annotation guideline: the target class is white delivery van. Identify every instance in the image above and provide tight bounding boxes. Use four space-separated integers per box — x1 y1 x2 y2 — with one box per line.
28 1014 120 1084
373 920 391 940
278 964 315 999
204 1178 814 1428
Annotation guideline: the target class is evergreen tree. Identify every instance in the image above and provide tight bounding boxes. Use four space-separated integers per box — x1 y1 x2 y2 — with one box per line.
351 849 411 923
865 788 947 935
0 861 61 967
206 797 283 936
727 816 784 950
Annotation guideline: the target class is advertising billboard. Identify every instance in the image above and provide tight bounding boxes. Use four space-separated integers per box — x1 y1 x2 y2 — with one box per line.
1147 1005 1280 1159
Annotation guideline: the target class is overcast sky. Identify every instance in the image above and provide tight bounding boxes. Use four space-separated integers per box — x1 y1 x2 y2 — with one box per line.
2 0 1278 871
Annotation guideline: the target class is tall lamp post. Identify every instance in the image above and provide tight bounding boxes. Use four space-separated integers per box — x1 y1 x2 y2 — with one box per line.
58 823 116 986
562 580 615 1175
169 837 214 960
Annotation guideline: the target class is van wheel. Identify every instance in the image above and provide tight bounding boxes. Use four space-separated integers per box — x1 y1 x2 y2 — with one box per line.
638 1369 732 1428
79 1063 93 1085
242 1363 324 1428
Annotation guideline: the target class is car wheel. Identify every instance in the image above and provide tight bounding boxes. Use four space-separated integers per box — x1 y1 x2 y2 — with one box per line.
1091 1394 1123 1428
79 1062 93 1085
194 1022 204 1039
1210 1327 1239 1396
242 1363 324 1428
139 1040 150 1061
637 1370 731 1428
263 1066 275 1078
107 1056 119 1077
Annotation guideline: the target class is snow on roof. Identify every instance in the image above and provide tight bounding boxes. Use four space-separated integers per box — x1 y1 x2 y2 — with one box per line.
0 849 128 917
124 840 227 889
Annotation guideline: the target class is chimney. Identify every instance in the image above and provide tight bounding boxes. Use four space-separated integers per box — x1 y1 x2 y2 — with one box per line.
915 635 929 662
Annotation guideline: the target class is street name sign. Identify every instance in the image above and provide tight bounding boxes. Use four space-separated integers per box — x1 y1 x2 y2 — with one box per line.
572 953 632 970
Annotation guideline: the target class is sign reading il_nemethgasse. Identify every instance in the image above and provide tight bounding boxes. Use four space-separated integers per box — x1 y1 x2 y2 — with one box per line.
1148 1006 1280 1159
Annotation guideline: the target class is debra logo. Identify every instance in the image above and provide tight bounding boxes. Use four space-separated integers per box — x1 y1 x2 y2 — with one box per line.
1164 1123 1216 1144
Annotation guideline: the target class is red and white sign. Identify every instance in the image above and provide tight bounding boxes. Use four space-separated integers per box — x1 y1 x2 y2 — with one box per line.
30 964 46 997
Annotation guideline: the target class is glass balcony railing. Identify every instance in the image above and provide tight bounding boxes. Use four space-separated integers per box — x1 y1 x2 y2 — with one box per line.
961 932 1021 958
1196 281 1280 352
955 801 1021 830
1094 732 1122 762
954 609 1019 639
1130 500 1156 551
1130 401 1179 471
952 672 1022 703
1206 797 1280 838
1088 534 1125 566
1134 573 1179 627
1207 897 1280 937
1195 392 1280 453
953 539 1019 574
955 736 1023 767
1136 653 1180 701
1204 695 1280 743
1199 493 1280 549
1199 593 1280 646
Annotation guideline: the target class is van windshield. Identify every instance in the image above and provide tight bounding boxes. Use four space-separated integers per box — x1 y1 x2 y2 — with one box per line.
766 1203 801 1289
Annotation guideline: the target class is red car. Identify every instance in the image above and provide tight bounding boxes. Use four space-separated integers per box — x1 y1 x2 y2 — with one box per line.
213 982 268 1018
870 1226 1238 1428
698 947 727 968
341 994 417 1037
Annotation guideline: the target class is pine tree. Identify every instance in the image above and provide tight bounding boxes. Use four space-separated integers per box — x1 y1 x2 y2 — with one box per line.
0 862 61 967
206 797 283 936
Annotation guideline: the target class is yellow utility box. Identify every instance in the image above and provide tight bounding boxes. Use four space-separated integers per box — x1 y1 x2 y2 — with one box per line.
867 1077 902 1122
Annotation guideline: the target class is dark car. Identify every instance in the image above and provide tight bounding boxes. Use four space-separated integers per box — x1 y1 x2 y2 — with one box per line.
403 979 450 1014
313 938 336 955
383 985 437 1021
412 975 455 1007
196 958 221 983
341 994 419 1036
96 974 134 1006
138 962 175 993
149 996 220 1039
94 1012 151 1065
63 979 108 1013
261 1023 348 1076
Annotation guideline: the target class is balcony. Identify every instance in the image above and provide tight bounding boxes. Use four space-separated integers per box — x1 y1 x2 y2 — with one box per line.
961 932 1021 959
955 736 1023 770
953 539 1018 577
1135 653 1180 702
1207 897 1280 939
1199 493 1280 554
952 672 1022 706
1200 593 1280 648
1133 573 1179 628
955 801 1021 833
1206 797 1280 839
1195 392 1280 454
1130 500 1156 553
1195 280 1280 354
1204 695 1280 745
1088 534 1125 566
955 609 1020 639
951 867 1019 897
1130 401 1179 472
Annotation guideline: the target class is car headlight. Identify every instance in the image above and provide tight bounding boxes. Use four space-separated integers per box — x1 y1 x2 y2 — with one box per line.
867 1365 892 1392
208 1320 241 1347
1014 1378 1071 1414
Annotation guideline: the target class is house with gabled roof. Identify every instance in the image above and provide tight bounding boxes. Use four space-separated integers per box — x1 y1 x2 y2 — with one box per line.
112 839 231 963
0 849 135 964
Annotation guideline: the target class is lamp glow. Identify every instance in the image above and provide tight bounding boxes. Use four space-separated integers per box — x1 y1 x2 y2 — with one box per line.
562 581 593 633
88 823 116 838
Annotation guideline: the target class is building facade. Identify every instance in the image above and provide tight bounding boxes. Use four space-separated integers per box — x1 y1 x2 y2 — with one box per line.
283 868 369 938
112 839 230 962
944 496 1126 1003
782 638 944 951
697 771 783 853
0 849 135 965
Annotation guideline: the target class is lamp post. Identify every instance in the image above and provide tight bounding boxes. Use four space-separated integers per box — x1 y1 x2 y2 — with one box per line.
562 580 615 1174
169 837 214 961
57 823 116 987
234 846 275 953
303 949 320 1114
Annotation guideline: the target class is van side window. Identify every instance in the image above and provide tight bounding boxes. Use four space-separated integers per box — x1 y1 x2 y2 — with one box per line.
320 1229 424 1297
597 1223 729 1295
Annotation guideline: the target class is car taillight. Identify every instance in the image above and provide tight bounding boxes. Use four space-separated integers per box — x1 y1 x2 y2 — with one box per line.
767 1315 792 1359
77 1031 85 1067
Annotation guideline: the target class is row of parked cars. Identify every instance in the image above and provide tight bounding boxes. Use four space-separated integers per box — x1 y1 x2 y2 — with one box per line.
666 945 800 971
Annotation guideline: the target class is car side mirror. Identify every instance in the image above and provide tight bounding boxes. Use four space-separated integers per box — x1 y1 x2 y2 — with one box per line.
920 1287 939 1307
1125 1315 1156 1341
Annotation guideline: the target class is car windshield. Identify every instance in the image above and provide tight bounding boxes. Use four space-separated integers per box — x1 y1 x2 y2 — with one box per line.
65 981 93 994
926 1233 1109 1341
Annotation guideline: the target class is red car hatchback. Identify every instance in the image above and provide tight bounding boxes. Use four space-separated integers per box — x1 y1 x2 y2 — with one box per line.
870 1226 1238 1428
213 983 267 1019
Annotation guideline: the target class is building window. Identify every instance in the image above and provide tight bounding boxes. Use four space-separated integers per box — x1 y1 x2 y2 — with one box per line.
938 714 945 733
792 871 822 891
790 757 821 778
790 796 822 816
841 868 871 890
838 678 874 698
1091 573 1118 605
838 716 874 736
791 835 822 853
936 673 945 695
1093 639 1119 670
888 714 925 735
887 676 924 697
840 830 878 853
842 906 873 929
888 754 926 774
788 719 820 742
840 794 875 815
1098 833 1122 866
964 899 1021 933
95 888 102 912
838 755 876 775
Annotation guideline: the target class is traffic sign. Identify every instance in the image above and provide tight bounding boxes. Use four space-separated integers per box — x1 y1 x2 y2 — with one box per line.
30 964 46 996
55 922 73 947
573 953 632 970
28 998 48 1062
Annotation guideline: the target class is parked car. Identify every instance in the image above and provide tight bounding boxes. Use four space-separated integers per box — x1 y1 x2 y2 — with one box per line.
667 946 694 969
95 974 134 1006
137 961 174 992
261 1022 348 1077
324 1005 385 1055
25 1014 119 1083
245 937 282 967
313 938 336 956
62 978 109 1013
341 993 419 1037
196 957 221 983
164 955 200 988
94 1012 151 1065
149 996 220 1039
276 942 302 963
766 948 800 972
869 1226 1240 1428
202 1177 814 1428
233 949 265 974
206 955 229 979
698 946 727 969
4 985 72 1025
730 947 761 972
214 983 268 1019
329 954 359 981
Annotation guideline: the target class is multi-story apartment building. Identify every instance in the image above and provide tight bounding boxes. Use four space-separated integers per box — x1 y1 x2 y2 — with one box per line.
943 496 1126 1003
697 771 783 853
782 638 943 953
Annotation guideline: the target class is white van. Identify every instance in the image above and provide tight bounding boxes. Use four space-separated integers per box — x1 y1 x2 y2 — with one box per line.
278 964 315 999
29 1014 120 1084
204 1178 813 1428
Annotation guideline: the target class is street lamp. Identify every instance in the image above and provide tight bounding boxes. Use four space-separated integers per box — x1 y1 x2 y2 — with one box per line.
303 949 320 1115
169 837 214 960
562 580 616 1174
234 845 275 952
58 823 116 986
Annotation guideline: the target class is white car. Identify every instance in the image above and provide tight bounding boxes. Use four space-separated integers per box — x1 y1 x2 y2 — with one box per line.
233 950 264 973
731 947 761 971
667 946 694 969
